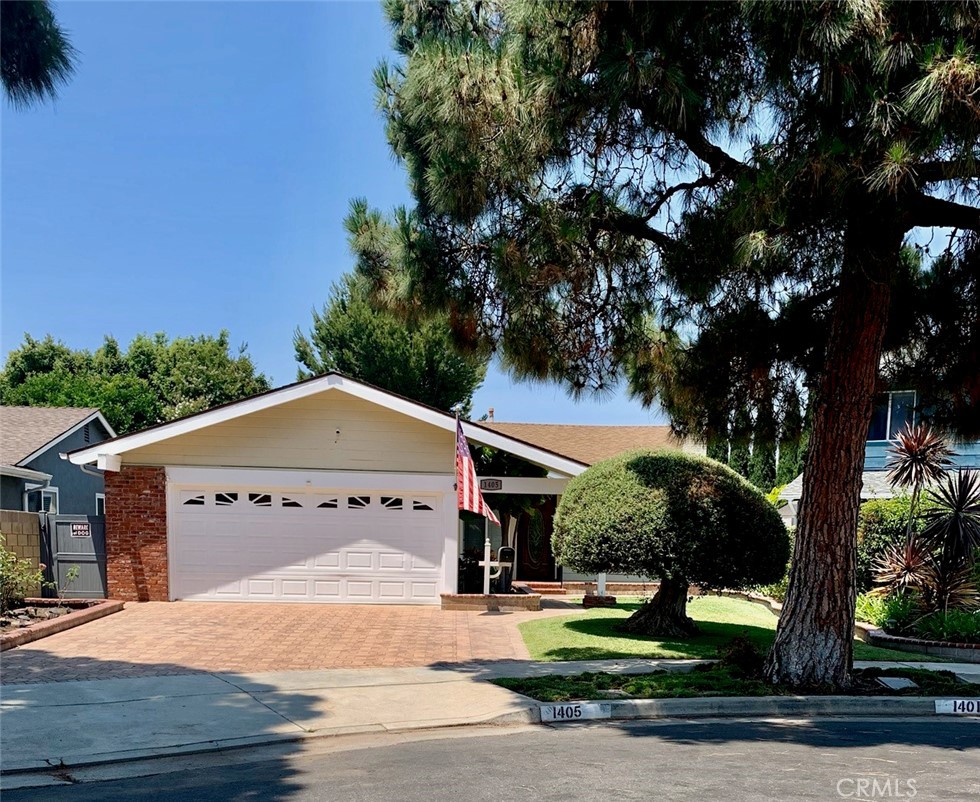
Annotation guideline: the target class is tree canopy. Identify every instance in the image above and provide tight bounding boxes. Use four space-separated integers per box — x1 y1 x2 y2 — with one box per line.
1 332 270 434
553 450 789 635
294 273 487 415
1 0 77 108
350 0 980 687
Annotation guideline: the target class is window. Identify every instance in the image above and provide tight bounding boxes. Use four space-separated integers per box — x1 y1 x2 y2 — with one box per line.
95 493 106 516
24 485 59 514
867 391 916 441
347 495 371 510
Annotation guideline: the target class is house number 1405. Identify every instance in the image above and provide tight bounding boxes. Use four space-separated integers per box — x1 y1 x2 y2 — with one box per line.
540 702 610 722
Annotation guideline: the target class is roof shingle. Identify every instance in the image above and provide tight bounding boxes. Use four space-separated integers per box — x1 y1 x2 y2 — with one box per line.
0 406 99 466
482 422 699 466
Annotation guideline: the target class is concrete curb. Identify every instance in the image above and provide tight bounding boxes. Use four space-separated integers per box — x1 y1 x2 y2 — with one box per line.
503 695 957 724
1 694 971 781
0 600 125 652
0 707 540 777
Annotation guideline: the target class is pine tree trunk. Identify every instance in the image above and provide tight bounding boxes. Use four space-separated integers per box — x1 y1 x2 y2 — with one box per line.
617 576 697 637
764 220 899 689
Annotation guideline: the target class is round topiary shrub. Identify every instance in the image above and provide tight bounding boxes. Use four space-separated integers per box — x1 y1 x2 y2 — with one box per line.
553 450 790 636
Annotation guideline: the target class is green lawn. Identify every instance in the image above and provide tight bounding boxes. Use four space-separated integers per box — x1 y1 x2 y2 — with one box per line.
520 596 941 662
495 665 977 702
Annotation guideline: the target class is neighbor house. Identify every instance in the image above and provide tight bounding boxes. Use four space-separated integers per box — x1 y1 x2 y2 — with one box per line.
64 373 699 605
778 389 980 525
1 406 116 516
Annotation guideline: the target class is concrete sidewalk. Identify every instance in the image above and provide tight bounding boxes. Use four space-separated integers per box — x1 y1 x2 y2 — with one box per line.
2 659 978 779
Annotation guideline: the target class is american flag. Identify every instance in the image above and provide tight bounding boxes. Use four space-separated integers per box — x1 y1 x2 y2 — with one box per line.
456 420 500 525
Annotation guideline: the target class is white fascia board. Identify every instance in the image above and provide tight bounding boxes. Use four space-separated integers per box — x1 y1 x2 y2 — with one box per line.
477 476 570 494
166 466 454 494
20 410 117 467
0 464 53 481
68 374 588 478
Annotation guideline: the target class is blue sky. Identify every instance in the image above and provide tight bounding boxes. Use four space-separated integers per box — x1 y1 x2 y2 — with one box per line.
1 1 665 426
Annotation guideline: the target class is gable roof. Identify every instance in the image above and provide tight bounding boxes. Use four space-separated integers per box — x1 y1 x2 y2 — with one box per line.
65 373 589 477
482 422 690 466
779 470 897 502
0 406 116 467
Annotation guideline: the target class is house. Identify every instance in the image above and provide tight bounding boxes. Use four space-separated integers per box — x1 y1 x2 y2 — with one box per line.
64 372 698 605
1 406 116 516
65 374 586 604
778 389 980 524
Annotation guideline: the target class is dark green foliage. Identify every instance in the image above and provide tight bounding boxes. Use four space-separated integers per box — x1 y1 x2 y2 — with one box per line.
915 610 980 644
857 497 923 592
728 407 752 478
0 332 270 435
775 388 804 485
1 0 76 108
883 593 923 636
294 274 486 415
749 394 777 491
553 450 789 591
716 636 766 679
706 434 728 464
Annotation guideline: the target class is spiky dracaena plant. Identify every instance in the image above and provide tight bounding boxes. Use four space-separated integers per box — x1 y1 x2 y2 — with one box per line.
885 423 956 538
921 470 980 576
875 470 980 614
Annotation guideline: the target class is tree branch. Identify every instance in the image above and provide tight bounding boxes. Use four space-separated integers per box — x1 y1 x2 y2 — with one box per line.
673 128 752 179
904 193 980 232
644 175 721 220
597 211 675 250
917 159 980 184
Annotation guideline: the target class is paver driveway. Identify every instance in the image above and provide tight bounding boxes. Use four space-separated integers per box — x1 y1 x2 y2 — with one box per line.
0 601 581 684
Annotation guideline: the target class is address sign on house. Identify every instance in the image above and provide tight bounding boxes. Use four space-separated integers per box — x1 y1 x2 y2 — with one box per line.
70 523 92 538
479 479 503 492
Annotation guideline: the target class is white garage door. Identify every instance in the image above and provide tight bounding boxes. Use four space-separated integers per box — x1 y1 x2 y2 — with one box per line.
170 487 445 604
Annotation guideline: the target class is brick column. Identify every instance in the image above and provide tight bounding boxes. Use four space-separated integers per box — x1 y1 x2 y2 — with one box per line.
104 466 168 601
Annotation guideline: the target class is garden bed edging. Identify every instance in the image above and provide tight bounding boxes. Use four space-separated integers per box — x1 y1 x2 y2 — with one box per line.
0 599 125 652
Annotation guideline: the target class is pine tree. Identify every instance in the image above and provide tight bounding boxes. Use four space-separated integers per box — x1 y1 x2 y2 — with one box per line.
293 273 487 415
749 392 777 491
353 1 980 687
728 407 752 479
776 388 805 485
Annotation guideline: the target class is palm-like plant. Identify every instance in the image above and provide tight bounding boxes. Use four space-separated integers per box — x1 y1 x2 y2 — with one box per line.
920 470 980 575
885 423 956 536
1 0 77 108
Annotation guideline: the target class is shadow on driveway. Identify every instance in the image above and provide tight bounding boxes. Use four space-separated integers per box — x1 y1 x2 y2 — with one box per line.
1 651 326 799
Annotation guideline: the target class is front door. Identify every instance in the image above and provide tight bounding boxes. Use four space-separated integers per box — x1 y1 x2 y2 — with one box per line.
515 497 557 582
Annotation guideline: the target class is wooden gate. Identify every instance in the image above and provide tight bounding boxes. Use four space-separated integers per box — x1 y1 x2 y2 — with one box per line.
42 515 107 599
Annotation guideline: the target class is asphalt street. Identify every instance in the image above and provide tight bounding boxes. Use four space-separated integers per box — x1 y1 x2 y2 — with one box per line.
8 717 979 802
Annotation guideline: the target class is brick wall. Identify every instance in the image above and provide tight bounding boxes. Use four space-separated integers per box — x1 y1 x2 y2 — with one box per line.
105 466 168 601
0 510 43 596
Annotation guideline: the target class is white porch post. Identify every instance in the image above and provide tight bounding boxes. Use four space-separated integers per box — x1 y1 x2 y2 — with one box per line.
483 533 492 595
